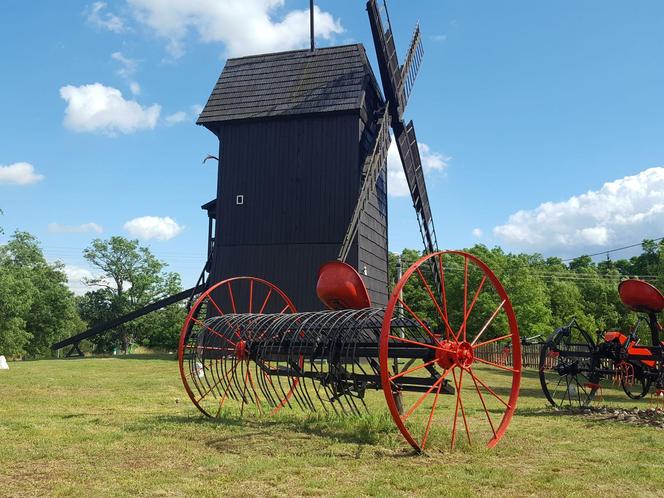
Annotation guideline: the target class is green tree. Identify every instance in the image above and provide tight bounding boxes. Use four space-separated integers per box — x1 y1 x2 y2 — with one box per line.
0 231 81 357
80 236 185 353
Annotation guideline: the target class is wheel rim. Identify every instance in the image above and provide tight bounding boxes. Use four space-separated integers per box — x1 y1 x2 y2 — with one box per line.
380 251 521 452
178 277 297 417
539 340 597 407
621 365 650 399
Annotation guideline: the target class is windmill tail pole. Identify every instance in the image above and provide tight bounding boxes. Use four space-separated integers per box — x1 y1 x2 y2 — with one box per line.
51 287 196 353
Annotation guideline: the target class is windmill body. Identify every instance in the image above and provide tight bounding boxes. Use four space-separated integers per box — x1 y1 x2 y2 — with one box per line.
197 44 389 310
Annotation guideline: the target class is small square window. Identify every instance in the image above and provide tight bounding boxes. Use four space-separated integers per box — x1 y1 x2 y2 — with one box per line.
236 195 244 205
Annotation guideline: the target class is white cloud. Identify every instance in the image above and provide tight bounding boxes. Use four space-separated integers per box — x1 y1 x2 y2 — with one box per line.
60 83 160 135
48 222 103 234
63 265 95 295
111 51 138 78
472 228 483 238
0 162 44 185
126 0 344 59
431 34 447 42
419 143 449 173
493 167 664 253
165 105 204 125
124 216 184 240
110 52 141 95
85 2 125 33
387 140 449 197
62 265 119 295
165 111 187 125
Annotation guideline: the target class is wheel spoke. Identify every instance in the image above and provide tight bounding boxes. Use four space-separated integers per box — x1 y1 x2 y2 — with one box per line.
207 294 225 317
258 289 273 314
452 368 471 447
451 368 460 449
550 375 565 401
462 256 468 342
474 356 519 373
389 359 439 382
227 282 237 313
471 300 506 346
398 298 442 346
458 275 487 343
388 334 442 352
565 374 572 405
216 363 239 412
248 279 254 314
575 377 583 405
415 267 454 339
196 375 225 403
191 317 236 348
469 369 496 438
402 372 449 422
438 254 450 340
466 367 510 408
186 359 212 380
421 377 444 450
473 333 512 350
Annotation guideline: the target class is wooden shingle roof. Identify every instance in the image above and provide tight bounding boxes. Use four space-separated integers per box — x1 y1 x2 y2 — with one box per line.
197 44 379 126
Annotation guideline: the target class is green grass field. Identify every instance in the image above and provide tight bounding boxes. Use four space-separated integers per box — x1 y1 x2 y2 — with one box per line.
1 357 663 497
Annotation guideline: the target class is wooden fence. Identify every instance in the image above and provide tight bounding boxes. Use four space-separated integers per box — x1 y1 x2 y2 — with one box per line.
474 343 542 368
475 343 615 371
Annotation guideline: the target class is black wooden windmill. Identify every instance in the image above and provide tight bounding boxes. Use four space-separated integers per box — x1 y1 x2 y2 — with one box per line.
52 0 438 351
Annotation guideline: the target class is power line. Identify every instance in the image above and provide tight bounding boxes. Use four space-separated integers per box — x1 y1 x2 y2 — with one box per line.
560 236 664 262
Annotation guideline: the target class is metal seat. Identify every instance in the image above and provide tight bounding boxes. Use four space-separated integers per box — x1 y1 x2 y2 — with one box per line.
316 261 371 310
618 279 664 314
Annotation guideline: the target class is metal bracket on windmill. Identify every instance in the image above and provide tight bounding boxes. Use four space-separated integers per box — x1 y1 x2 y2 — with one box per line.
338 107 391 263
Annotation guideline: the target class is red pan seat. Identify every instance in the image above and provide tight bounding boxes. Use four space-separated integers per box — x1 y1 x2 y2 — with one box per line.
618 279 664 314
316 261 371 310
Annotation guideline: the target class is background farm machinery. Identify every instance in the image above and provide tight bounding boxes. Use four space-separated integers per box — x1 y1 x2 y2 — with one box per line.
538 279 664 408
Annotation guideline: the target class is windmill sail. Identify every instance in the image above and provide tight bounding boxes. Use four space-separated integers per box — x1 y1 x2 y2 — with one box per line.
367 0 441 293
338 108 391 263
400 23 424 109
396 121 438 255
367 0 438 247
367 0 404 115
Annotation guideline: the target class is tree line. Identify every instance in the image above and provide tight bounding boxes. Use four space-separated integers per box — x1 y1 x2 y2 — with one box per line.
389 241 664 343
0 229 186 358
1 218 662 358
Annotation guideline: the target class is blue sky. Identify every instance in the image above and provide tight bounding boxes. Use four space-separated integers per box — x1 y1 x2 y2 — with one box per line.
1 0 664 293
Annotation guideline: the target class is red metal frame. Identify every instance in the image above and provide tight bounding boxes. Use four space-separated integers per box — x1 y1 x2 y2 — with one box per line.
379 250 521 452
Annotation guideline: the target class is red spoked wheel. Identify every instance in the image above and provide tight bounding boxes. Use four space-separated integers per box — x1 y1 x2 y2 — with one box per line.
178 277 297 418
380 251 521 452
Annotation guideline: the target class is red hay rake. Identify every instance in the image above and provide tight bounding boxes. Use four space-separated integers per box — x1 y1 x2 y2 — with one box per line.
179 251 522 452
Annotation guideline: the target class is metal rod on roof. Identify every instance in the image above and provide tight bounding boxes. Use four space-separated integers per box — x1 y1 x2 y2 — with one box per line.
310 0 315 51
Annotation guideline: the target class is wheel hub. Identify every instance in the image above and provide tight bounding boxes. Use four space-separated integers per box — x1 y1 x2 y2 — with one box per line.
235 340 249 361
436 340 474 369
